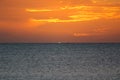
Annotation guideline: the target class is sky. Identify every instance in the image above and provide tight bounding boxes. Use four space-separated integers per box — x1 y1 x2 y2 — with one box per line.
0 0 120 43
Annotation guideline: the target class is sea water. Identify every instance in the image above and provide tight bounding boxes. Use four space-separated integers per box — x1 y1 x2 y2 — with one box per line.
0 43 120 80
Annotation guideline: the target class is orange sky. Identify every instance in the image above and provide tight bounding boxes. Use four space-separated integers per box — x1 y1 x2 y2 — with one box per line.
0 0 120 43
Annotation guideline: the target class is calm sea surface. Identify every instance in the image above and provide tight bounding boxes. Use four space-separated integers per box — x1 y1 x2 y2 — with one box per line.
0 43 120 80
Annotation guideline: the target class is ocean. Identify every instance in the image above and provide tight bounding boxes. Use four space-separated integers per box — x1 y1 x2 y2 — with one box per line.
0 43 120 80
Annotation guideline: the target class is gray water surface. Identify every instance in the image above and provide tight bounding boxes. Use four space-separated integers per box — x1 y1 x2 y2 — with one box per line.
0 43 120 80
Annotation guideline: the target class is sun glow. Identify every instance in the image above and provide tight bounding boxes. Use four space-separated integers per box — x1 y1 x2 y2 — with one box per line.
1 0 120 43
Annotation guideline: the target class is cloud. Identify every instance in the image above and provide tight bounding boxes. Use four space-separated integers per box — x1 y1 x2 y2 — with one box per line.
93 27 109 33
26 5 120 23
69 0 93 5
26 9 53 12
31 18 99 23
73 33 91 37
92 0 120 4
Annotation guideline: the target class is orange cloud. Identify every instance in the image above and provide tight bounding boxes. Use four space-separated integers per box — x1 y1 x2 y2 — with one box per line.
94 27 109 33
26 5 120 23
73 27 110 37
92 0 120 4
31 18 98 23
25 6 90 12
73 33 91 37
26 9 53 12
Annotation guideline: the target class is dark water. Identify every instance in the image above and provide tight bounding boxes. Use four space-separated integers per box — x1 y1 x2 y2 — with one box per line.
0 43 120 80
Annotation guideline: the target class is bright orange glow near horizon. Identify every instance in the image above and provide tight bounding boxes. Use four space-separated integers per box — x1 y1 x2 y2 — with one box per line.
0 0 120 43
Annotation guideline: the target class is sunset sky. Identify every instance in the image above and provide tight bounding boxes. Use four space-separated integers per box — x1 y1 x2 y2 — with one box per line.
0 0 120 43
